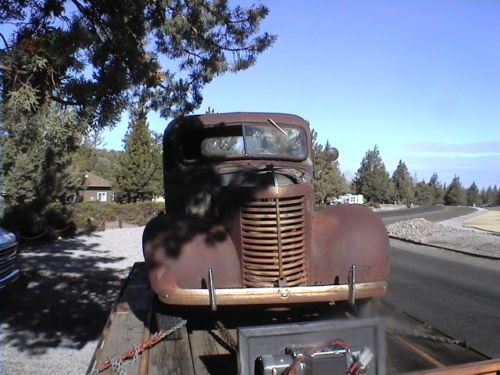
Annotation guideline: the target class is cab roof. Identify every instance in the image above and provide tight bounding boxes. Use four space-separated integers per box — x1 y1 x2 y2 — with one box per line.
171 112 310 128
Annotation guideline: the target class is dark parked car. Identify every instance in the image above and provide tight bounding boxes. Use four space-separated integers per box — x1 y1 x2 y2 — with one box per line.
0 227 20 289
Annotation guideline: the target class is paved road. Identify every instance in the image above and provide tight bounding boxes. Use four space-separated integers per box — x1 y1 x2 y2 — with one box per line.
385 240 500 358
377 206 500 358
377 205 475 224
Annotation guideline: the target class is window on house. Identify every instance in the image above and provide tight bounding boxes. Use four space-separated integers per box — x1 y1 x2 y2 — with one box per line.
65 193 76 203
97 192 107 202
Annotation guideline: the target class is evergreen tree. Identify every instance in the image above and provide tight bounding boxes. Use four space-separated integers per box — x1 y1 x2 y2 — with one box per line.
480 187 487 206
444 176 467 206
149 132 165 199
353 146 392 203
392 160 414 204
1 100 83 233
414 179 434 205
2 103 83 206
481 186 496 206
1 1 274 231
312 130 346 204
0 1 275 128
492 186 499 205
428 172 445 205
114 109 157 202
466 182 481 206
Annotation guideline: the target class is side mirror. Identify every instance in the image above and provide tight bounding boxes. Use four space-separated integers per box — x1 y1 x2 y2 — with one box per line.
325 147 339 162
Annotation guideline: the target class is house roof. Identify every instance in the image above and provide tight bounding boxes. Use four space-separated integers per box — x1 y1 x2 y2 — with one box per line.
84 172 112 188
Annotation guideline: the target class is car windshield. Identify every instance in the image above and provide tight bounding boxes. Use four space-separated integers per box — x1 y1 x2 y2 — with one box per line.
200 124 307 159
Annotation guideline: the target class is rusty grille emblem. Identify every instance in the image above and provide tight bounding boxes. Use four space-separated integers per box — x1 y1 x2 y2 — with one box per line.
240 195 308 287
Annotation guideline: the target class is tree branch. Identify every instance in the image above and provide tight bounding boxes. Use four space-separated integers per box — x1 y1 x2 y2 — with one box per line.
51 95 81 106
0 64 27 74
0 32 9 48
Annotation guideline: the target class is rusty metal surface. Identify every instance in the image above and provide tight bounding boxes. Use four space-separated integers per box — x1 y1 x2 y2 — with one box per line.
162 113 314 215
310 205 391 284
143 112 390 306
239 184 311 288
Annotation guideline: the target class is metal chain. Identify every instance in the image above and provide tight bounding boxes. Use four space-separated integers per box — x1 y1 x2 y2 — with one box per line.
17 223 74 240
215 320 238 353
91 319 187 375
387 324 465 346
159 319 188 339
109 356 127 375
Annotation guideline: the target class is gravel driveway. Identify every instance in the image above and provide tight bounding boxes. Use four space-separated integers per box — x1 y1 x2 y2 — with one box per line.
0 227 145 375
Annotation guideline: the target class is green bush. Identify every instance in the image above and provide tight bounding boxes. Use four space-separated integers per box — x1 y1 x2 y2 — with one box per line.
70 201 165 228
2 201 76 240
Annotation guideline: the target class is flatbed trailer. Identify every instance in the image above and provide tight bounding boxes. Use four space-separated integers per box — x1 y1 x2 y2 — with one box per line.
87 263 500 375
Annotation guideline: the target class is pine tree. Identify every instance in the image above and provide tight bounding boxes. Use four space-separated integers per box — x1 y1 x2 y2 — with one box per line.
1 101 83 233
414 179 434 205
353 146 392 203
493 186 499 205
466 182 481 206
149 132 165 199
114 109 157 203
312 130 346 204
428 172 444 205
480 187 487 206
0 1 275 128
392 160 414 204
444 176 467 206
482 186 496 206
1 1 274 231
2 104 83 206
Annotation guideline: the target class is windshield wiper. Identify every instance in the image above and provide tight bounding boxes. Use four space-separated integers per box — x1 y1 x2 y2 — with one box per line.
267 118 287 135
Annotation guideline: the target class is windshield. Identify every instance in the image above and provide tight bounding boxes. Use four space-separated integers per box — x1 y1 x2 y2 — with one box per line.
199 124 307 159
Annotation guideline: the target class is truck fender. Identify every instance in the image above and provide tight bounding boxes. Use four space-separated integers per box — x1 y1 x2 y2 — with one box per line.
309 205 390 285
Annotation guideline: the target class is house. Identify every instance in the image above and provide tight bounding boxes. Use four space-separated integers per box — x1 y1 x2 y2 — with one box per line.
81 172 113 202
330 193 365 205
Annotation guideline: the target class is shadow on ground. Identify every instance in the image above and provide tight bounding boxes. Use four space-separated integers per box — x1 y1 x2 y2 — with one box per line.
0 235 128 354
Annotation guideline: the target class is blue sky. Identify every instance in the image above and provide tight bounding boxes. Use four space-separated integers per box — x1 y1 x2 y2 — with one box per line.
103 1 499 188
4 1 498 187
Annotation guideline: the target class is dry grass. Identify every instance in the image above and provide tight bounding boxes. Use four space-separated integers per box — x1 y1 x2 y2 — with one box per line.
463 208 500 234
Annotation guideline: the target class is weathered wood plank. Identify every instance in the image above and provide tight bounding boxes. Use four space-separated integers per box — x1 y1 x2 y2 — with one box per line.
148 325 195 375
189 329 236 375
94 311 147 374
116 263 153 313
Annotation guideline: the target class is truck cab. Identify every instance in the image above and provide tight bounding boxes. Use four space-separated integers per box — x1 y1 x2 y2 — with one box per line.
143 112 390 308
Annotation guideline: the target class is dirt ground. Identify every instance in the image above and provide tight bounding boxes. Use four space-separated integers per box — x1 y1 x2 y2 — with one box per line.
463 207 500 234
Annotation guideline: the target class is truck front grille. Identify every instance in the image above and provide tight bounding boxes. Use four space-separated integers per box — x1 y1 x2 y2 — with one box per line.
240 196 307 287
0 244 17 280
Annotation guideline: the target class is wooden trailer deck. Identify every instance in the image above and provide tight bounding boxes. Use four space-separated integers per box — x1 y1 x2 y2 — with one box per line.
87 263 499 375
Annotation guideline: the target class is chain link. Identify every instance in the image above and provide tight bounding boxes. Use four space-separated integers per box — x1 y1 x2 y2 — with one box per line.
215 320 238 353
91 319 187 375
387 323 465 346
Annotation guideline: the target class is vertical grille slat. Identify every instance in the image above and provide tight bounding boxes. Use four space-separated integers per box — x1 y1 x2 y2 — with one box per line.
241 195 307 287
0 245 17 280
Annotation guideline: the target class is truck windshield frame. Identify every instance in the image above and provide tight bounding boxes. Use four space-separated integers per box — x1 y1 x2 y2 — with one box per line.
188 123 308 161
